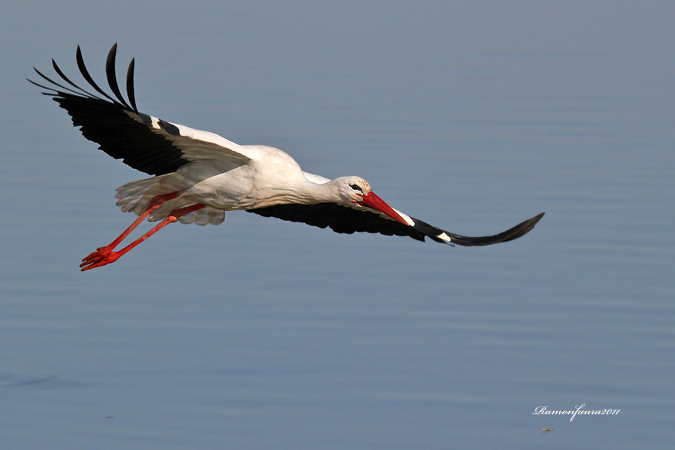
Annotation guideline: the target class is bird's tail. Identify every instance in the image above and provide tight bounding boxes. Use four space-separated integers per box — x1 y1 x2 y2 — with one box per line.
115 177 226 226
115 176 171 215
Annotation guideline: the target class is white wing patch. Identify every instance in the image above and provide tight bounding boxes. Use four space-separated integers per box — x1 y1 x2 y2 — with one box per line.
437 232 452 242
170 122 251 160
132 111 254 164
392 207 415 226
303 172 331 184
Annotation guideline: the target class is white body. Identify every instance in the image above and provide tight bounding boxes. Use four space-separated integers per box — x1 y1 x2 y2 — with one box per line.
115 118 415 227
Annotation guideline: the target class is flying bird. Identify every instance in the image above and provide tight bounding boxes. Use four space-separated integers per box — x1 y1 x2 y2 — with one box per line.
29 44 544 271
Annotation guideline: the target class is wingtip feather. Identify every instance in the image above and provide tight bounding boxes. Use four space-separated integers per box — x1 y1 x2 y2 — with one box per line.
76 44 116 103
105 43 131 108
126 58 138 112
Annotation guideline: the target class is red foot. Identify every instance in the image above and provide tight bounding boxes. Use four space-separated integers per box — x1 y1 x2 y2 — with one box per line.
80 246 122 271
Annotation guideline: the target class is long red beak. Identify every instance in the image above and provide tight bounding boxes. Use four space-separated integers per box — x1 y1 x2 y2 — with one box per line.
359 192 409 225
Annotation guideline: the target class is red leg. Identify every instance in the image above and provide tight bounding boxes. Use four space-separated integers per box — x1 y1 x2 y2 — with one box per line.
80 194 203 271
81 191 181 266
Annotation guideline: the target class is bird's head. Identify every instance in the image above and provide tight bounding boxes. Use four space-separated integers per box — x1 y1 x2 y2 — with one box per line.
336 176 409 225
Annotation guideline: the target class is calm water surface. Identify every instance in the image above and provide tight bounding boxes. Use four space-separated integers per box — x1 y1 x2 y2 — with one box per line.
1 2 674 449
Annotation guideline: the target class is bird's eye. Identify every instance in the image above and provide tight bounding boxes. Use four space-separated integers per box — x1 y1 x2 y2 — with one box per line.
349 184 363 193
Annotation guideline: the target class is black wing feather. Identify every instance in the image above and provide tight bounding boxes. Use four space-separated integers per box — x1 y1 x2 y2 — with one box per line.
105 43 131 108
126 58 138 112
248 204 544 245
75 45 117 103
411 212 545 246
30 66 84 97
29 44 189 176
50 60 96 97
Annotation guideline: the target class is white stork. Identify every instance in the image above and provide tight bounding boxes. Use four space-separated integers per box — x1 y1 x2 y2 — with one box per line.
29 44 544 271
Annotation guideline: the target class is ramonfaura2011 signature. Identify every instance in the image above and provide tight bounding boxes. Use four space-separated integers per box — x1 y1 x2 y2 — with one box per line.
533 404 620 422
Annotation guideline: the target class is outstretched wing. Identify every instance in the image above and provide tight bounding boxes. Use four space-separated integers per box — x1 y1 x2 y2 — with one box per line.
28 44 251 176
247 203 544 246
